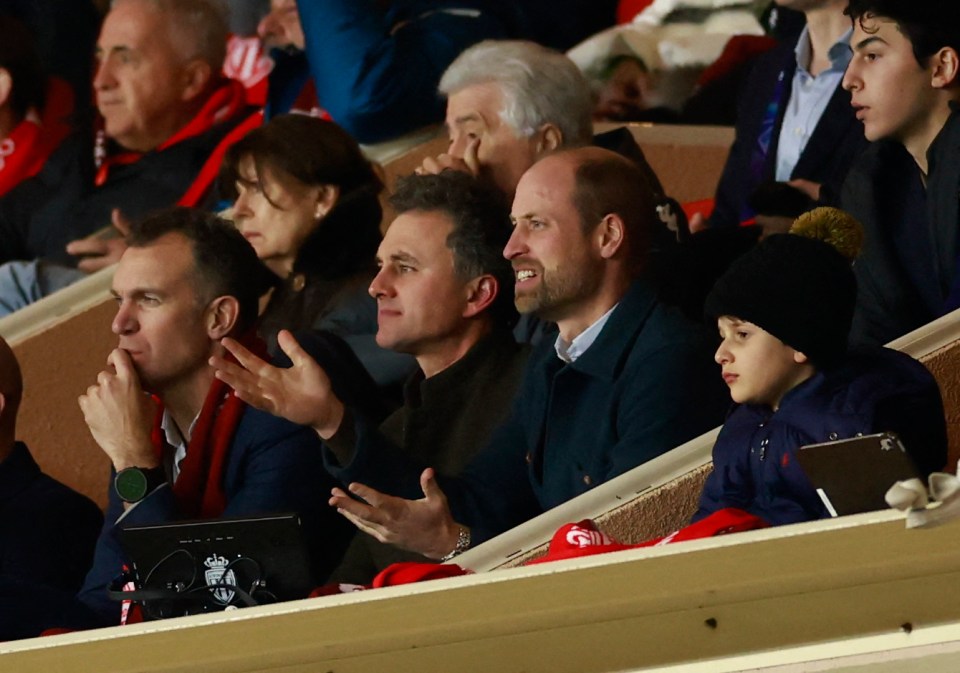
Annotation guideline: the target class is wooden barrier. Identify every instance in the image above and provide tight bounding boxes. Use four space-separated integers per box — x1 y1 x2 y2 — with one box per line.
3 511 960 672
597 122 734 204
0 267 117 508
890 308 960 473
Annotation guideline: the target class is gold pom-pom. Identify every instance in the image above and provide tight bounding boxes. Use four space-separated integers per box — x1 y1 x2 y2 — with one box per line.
789 207 864 262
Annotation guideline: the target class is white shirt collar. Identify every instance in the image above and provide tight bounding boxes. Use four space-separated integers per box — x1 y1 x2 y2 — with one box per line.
160 409 200 482
554 303 618 364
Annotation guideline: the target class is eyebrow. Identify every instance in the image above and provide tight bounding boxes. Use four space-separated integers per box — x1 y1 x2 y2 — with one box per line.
111 287 162 299
450 113 482 127
377 251 419 266
853 35 887 51
390 251 419 264
96 44 134 58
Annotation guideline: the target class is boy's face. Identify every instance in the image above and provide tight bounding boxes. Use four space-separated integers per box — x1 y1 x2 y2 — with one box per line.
842 15 942 144
715 317 813 410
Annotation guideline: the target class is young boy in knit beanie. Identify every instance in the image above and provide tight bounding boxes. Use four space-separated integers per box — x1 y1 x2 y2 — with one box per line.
693 232 947 526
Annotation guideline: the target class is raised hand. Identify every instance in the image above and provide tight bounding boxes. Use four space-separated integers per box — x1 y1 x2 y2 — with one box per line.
415 137 481 178
78 348 158 471
329 468 464 560
211 329 345 438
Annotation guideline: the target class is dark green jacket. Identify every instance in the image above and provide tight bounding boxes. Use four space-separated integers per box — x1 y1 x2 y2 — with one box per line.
329 330 529 583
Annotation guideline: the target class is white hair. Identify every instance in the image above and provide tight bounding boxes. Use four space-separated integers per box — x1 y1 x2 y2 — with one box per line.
111 0 228 68
439 40 593 146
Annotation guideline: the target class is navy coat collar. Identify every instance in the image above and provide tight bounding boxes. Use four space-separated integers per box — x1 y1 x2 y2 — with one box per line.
563 280 658 382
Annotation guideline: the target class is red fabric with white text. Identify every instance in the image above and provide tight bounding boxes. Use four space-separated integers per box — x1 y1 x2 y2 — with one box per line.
526 508 769 565
313 508 769 594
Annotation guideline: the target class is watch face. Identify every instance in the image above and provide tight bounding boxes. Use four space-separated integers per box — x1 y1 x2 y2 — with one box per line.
116 468 149 502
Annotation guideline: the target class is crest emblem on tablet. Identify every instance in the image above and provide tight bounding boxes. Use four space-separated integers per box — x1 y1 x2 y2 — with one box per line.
204 554 237 605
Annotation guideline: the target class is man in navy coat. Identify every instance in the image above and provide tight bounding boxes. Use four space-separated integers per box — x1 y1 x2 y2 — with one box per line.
0 208 350 641
697 0 866 233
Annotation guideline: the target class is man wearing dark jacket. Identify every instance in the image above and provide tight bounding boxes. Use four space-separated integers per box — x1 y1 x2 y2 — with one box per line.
215 170 529 583
0 0 260 312
322 171 528 583
698 0 866 233
840 0 960 346
0 209 347 641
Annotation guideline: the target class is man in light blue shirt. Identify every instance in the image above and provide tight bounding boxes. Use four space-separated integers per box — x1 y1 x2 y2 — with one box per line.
775 23 853 182
701 0 866 233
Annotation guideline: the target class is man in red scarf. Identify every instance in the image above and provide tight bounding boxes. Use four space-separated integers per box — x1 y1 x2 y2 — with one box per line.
0 208 350 636
0 0 261 315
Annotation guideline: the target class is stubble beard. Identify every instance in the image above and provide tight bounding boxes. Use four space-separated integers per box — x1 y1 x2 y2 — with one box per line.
514 265 598 322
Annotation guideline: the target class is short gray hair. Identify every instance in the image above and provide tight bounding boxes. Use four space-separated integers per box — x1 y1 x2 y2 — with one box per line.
439 40 593 146
111 0 228 69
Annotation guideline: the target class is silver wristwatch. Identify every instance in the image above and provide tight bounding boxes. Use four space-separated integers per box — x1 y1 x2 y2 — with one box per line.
440 526 471 562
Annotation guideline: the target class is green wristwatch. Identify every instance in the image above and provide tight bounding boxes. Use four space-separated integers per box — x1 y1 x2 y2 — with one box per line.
114 466 166 504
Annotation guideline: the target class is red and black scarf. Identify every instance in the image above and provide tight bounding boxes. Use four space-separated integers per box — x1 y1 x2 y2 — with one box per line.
150 334 269 518
94 79 262 206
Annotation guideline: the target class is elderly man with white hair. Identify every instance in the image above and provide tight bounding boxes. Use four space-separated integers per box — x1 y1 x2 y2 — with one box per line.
418 39 664 198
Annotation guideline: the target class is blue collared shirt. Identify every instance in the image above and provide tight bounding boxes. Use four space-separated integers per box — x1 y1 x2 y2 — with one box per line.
554 303 618 363
775 26 853 182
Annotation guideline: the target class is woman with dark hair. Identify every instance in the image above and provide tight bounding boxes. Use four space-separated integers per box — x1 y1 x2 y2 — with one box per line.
222 114 413 390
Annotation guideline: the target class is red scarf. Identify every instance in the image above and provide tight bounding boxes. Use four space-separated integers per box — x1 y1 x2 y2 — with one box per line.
94 78 253 189
0 118 52 197
526 510 769 565
150 334 268 518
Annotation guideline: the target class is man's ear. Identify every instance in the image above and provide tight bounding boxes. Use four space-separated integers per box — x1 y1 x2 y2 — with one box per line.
596 213 626 259
0 392 7 420
931 47 959 89
180 59 213 102
315 185 341 220
535 123 563 155
0 68 12 109
206 295 241 340
793 350 810 365
462 275 498 319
